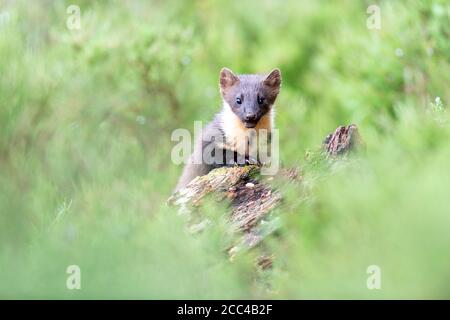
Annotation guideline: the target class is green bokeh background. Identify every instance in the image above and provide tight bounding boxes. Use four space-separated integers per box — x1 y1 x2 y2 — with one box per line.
0 0 449 298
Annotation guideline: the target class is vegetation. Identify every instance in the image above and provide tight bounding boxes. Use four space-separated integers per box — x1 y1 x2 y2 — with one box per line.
0 0 449 299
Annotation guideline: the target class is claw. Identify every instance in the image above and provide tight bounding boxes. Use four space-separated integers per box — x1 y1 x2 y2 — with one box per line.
245 156 259 165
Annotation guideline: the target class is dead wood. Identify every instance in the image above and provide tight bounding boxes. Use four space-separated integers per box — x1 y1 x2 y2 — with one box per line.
323 124 363 156
168 124 363 266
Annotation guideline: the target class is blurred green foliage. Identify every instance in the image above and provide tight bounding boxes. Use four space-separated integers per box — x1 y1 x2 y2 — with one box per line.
0 0 449 298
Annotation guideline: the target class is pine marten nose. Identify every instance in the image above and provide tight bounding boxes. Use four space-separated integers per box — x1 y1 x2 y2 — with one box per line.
244 113 257 122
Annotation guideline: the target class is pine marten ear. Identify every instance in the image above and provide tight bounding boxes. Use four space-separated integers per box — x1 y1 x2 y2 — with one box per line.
263 68 282 89
220 68 239 93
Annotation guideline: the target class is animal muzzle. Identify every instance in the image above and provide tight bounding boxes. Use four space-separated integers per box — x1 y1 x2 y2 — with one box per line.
243 112 258 128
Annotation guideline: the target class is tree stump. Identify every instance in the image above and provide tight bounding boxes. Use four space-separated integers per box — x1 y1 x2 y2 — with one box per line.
323 124 363 156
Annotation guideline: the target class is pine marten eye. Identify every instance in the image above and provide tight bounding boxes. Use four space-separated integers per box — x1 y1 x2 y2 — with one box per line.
236 97 242 105
257 96 265 105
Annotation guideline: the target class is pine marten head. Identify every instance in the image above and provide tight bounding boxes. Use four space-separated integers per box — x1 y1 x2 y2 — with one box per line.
219 68 281 129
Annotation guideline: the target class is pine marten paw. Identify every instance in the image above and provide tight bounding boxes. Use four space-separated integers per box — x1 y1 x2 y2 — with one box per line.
245 156 259 165
225 154 259 167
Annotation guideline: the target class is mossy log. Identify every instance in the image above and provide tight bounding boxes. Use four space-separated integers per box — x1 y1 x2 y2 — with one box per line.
168 124 363 266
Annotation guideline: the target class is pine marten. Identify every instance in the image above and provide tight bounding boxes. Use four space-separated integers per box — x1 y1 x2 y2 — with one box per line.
175 67 282 191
